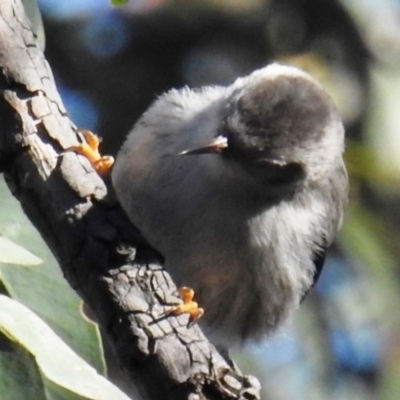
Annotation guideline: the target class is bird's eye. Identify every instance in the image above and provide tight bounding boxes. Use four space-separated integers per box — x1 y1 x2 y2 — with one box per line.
268 162 304 186
267 174 298 186
249 160 304 187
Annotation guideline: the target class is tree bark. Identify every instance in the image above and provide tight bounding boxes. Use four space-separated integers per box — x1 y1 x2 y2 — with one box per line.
0 1 260 399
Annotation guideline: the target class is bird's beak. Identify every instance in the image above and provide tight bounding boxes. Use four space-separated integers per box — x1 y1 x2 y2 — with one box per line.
178 135 228 156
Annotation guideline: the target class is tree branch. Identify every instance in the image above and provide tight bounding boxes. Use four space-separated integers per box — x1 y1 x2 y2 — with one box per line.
0 1 260 399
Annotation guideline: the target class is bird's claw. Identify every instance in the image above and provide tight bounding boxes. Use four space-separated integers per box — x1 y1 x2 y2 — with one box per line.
167 286 204 325
67 129 114 175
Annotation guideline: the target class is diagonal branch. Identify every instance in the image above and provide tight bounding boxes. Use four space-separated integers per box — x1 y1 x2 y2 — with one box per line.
0 1 260 399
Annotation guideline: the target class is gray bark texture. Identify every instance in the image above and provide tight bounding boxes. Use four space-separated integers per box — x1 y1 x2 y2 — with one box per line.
0 1 261 399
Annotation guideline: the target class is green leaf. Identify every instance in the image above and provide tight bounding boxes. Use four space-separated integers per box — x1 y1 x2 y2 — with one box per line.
0 347 46 400
345 140 400 186
0 176 105 380
0 295 131 400
0 236 42 266
340 204 400 324
111 0 129 6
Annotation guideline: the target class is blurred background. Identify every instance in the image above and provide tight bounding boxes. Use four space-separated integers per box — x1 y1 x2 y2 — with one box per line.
2 0 400 399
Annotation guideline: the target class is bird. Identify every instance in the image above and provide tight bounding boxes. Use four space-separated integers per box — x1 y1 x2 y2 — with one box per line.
111 63 348 348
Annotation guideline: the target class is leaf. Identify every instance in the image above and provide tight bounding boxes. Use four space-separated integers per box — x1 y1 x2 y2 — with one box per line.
111 0 129 6
340 204 400 323
345 140 400 186
0 347 46 400
0 176 105 375
0 295 131 400
0 236 42 266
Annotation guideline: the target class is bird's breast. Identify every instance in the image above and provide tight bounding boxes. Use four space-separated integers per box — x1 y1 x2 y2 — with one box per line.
163 213 307 346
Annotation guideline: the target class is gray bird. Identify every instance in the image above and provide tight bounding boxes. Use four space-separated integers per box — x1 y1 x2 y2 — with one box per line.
112 63 348 348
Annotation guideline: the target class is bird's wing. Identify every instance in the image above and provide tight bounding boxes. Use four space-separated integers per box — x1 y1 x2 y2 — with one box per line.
301 245 327 302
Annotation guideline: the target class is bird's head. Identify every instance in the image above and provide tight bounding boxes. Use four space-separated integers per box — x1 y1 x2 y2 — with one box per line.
181 64 345 199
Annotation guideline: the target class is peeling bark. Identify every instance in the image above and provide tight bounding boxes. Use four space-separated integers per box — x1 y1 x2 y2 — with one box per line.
0 1 260 399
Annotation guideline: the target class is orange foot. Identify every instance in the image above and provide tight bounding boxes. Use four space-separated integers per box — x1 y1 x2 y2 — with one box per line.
168 287 204 324
68 129 114 175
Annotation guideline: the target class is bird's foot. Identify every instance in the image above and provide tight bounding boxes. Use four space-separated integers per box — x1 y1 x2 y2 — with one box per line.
168 287 204 325
67 129 114 175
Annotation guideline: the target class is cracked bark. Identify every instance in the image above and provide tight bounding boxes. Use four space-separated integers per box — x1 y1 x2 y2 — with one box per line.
0 1 261 399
